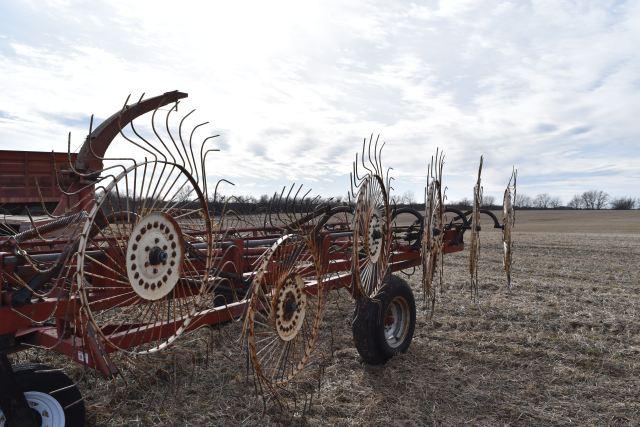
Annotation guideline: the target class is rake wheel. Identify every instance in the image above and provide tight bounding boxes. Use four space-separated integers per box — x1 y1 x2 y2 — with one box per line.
77 160 212 354
422 179 444 307
502 170 517 288
469 156 483 298
245 234 325 389
352 175 391 298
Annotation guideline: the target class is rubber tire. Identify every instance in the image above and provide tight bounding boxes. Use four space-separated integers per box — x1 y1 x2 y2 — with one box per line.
11 363 85 427
352 275 416 365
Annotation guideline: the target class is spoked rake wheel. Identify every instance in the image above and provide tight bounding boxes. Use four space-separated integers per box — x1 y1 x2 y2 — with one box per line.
77 160 212 354
244 234 325 391
352 174 391 298
502 169 517 288
422 179 444 307
469 156 483 298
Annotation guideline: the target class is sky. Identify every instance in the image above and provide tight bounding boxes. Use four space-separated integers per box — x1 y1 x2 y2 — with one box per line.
0 0 638 203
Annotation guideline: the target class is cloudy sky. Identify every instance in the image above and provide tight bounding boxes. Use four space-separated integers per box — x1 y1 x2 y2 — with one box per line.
0 0 638 202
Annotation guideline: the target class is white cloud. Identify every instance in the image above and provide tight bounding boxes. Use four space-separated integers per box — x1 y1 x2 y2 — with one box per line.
0 0 638 203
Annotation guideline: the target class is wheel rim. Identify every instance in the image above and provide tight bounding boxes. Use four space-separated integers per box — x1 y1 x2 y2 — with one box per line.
0 391 65 427
383 296 410 348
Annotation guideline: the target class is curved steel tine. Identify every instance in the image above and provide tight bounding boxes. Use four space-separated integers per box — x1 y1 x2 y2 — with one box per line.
386 166 394 191
372 134 380 175
361 136 373 175
290 184 309 224
213 179 234 205
55 171 118 197
274 186 287 227
119 118 160 163
177 109 197 176
151 101 177 164
188 121 208 185
366 134 376 175
89 116 137 171
202 145 221 200
66 133 86 177
286 183 299 216
349 171 356 198
292 183 304 207
264 191 276 230
24 207 56 242
376 135 386 173
122 93 132 110
34 177 59 219
165 102 187 168
129 118 165 162
0 218 17 237
354 153 364 183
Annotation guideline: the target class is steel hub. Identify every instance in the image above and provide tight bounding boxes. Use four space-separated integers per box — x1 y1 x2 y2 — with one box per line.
368 205 383 263
274 274 307 341
383 296 410 348
126 212 184 301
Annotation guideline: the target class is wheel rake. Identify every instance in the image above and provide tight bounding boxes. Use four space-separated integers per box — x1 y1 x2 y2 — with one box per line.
0 91 518 425
422 148 445 312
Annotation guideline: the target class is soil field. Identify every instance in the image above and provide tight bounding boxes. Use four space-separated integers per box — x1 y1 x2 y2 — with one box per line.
9 210 640 425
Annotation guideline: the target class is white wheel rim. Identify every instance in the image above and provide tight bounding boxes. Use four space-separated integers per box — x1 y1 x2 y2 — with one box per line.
0 391 65 427
383 296 410 348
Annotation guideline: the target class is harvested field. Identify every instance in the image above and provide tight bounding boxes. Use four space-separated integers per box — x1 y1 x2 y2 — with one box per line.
11 210 640 425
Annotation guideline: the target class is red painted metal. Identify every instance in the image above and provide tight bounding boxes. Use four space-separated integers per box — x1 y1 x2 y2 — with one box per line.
0 150 77 206
0 224 462 375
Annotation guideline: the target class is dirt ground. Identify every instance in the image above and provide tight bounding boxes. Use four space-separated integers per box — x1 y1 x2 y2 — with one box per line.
11 210 640 425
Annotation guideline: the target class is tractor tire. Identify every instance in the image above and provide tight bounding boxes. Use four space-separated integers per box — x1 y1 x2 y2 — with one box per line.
352 275 416 364
3 363 85 427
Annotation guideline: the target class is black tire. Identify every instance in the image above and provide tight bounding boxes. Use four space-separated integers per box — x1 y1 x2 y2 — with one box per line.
352 275 416 364
11 363 85 427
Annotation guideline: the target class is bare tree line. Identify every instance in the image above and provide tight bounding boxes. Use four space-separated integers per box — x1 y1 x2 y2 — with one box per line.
449 190 637 210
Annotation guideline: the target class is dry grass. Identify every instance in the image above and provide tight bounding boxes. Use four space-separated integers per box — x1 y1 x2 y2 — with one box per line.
12 211 640 425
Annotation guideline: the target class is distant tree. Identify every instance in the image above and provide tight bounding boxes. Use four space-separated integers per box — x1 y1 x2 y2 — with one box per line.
533 193 553 209
481 195 496 208
581 190 609 210
610 197 636 210
176 185 194 203
567 194 583 209
401 190 416 206
549 196 562 209
514 193 533 208
451 198 471 209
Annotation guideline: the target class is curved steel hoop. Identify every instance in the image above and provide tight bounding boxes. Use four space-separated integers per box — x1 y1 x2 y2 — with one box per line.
77 160 213 354
244 234 325 389
392 207 423 250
